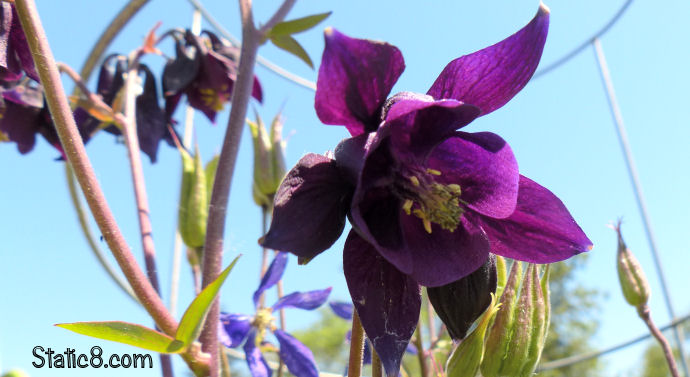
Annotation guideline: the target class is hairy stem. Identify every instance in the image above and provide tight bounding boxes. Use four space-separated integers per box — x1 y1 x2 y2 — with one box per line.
638 305 680 377
348 310 365 377
199 0 295 375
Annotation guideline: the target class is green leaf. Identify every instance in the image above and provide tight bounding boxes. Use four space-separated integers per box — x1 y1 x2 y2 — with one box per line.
269 34 313 68
175 255 241 346
269 12 332 36
56 321 184 354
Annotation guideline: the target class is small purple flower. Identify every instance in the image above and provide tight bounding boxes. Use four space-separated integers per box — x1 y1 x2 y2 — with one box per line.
162 30 262 124
0 2 39 82
220 252 331 377
262 5 592 376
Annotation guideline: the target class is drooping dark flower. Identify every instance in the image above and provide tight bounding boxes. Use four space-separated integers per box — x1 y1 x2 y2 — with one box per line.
220 253 331 377
74 54 171 163
162 30 262 124
261 4 592 376
0 2 39 82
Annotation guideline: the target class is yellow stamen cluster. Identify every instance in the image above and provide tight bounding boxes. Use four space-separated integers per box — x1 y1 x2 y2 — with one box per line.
199 84 229 111
403 169 464 234
252 308 276 339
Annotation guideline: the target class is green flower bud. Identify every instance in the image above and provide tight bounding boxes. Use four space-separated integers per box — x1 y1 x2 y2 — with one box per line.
248 111 287 208
481 262 549 377
495 255 508 299
613 221 650 308
445 293 501 377
178 145 208 249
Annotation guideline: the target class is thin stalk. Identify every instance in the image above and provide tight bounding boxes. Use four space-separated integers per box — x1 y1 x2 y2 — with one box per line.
425 290 437 344
413 323 429 377
638 305 680 377
258 206 269 309
348 310 366 377
199 1 296 375
372 348 383 377
122 60 173 377
14 1 207 374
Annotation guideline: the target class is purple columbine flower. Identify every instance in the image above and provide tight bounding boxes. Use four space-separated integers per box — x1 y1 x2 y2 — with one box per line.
261 4 592 376
220 252 331 377
161 30 262 124
0 2 39 82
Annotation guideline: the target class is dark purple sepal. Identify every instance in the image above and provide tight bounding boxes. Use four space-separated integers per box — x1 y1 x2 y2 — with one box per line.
135 65 168 163
427 254 497 340
219 312 253 348
315 28 404 136
343 231 420 377
271 287 332 311
0 98 41 154
333 133 374 185
243 330 272 377
261 153 353 260
479 175 593 263
8 6 38 82
329 301 354 320
426 4 549 116
253 252 289 308
0 3 17 81
162 36 201 97
273 330 319 377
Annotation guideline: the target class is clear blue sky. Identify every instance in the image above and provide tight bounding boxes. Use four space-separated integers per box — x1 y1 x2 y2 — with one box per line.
1 0 689 376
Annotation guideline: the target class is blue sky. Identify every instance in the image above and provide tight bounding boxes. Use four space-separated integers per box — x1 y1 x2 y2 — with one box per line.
1 0 689 376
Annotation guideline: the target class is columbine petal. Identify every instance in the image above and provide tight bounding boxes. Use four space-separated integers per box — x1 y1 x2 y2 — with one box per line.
135 65 168 163
219 313 253 348
273 330 319 377
479 175 593 262
425 131 519 219
271 287 332 311
261 153 353 261
343 231 420 377
0 98 41 154
426 4 549 115
329 301 353 320
243 330 272 377
315 27 404 136
253 252 288 308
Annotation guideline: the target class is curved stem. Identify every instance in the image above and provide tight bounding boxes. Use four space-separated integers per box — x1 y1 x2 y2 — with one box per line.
348 310 365 377
638 305 680 377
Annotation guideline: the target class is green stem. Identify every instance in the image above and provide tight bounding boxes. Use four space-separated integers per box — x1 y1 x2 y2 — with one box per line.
413 323 429 377
638 305 680 377
348 310 365 377
372 347 383 377
198 1 296 375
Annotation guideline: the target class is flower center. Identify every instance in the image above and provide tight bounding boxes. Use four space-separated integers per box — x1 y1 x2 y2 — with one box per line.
401 168 464 234
252 308 276 338
199 85 229 111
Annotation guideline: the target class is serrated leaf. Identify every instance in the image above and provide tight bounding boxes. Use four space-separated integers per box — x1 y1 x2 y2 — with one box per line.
56 321 184 354
269 12 332 37
270 35 313 68
175 255 241 346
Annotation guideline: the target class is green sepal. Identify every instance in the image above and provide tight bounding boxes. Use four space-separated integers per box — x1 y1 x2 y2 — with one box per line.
269 34 313 68
177 146 208 248
56 321 184 354
205 154 219 201
268 12 332 37
495 255 508 299
175 255 241 346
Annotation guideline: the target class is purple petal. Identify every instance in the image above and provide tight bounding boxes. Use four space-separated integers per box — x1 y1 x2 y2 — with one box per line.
253 252 288 308
427 4 549 115
0 99 40 154
406 342 417 355
9 6 38 81
329 301 354 320
426 131 519 219
135 65 168 163
219 312 253 348
243 330 272 377
315 28 404 136
272 287 332 311
479 175 593 262
273 330 319 377
343 231 420 377
261 154 353 261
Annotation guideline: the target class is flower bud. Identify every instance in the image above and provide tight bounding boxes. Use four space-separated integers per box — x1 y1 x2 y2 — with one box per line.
178 145 208 249
428 255 497 340
1 369 30 377
613 221 650 308
445 293 501 377
495 255 507 299
248 111 286 208
481 262 549 377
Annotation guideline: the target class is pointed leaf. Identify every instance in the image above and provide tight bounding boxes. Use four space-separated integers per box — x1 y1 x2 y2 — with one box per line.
269 12 332 37
56 321 184 354
269 34 313 68
175 255 241 346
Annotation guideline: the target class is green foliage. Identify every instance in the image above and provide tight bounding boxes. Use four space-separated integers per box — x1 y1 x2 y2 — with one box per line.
56 322 184 354
539 255 603 377
266 12 331 68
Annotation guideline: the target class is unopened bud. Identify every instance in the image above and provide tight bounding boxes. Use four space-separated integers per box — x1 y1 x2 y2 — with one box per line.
445 293 501 377
495 255 507 299
481 262 549 377
613 220 650 308
248 111 286 208
428 255 497 340
178 145 208 249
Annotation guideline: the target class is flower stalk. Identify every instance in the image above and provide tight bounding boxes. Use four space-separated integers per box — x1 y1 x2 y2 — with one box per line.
348 310 366 377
